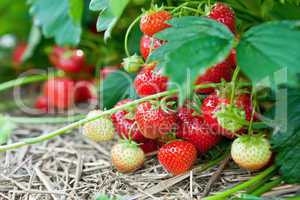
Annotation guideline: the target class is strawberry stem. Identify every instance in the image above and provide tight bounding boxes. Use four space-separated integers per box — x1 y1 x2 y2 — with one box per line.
0 73 52 92
124 15 142 57
247 91 257 135
250 176 282 196
0 82 251 152
9 114 85 124
202 165 278 200
230 66 240 105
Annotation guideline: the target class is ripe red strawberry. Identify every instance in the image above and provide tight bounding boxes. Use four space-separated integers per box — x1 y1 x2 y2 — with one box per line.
74 80 96 103
134 64 168 97
35 95 49 112
135 101 177 139
83 110 115 142
231 134 272 171
12 43 27 65
177 107 222 153
140 34 164 60
208 2 236 33
140 139 160 153
49 46 85 73
158 141 197 175
196 51 236 93
112 99 147 142
43 77 75 109
111 141 145 173
201 93 255 139
140 10 172 36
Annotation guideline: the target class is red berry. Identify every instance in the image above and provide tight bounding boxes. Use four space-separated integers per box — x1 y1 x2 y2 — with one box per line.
177 107 222 153
134 64 168 97
140 35 164 60
196 52 236 94
158 141 197 175
12 43 27 65
43 77 75 110
49 46 85 73
140 10 172 36
228 49 237 67
208 2 236 33
140 139 160 153
35 95 49 112
201 93 255 139
112 99 147 142
135 101 177 139
74 80 95 103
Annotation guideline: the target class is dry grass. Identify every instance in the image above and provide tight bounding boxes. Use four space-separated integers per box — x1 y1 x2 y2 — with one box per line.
0 116 299 200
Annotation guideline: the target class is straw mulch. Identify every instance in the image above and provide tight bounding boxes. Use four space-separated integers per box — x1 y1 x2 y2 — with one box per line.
0 119 299 200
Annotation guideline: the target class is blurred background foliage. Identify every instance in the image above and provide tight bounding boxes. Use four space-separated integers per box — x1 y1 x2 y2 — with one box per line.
0 0 300 83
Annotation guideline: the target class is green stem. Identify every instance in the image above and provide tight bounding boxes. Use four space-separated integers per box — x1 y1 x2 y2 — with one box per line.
245 171 277 193
287 196 300 200
250 177 282 196
124 15 142 57
194 150 229 172
10 115 85 124
0 73 54 92
230 66 240 105
202 165 278 200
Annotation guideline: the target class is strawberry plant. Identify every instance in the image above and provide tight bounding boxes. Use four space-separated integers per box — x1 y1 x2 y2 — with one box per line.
0 0 300 199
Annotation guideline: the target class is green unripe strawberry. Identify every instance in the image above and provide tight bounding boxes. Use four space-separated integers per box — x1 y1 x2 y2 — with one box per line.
122 54 144 73
82 110 115 142
231 134 272 171
111 141 145 173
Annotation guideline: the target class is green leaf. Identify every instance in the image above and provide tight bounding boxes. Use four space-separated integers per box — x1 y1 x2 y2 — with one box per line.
148 17 235 103
22 24 41 62
237 21 300 87
270 88 300 183
99 71 137 109
68 0 83 24
89 0 108 11
0 115 15 145
28 0 82 46
127 22 143 55
90 0 130 41
109 0 130 16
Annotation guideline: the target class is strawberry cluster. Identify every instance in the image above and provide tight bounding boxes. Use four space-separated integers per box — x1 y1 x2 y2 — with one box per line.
82 3 272 175
34 47 120 112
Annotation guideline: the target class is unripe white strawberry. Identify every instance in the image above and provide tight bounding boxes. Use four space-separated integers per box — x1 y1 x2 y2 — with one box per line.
82 110 115 142
231 134 272 171
111 141 145 173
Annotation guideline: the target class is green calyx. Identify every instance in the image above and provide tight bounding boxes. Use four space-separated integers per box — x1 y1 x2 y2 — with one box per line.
215 104 246 133
238 133 269 147
122 54 144 73
119 139 139 149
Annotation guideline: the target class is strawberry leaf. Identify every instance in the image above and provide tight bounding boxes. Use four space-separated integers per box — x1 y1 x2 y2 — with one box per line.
28 0 83 46
99 71 137 109
237 21 300 87
0 115 15 145
270 88 300 183
89 0 129 41
148 17 235 103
